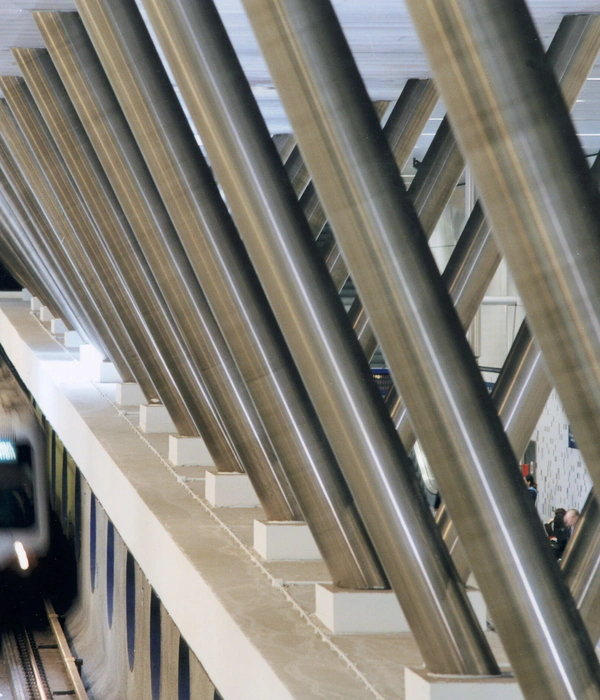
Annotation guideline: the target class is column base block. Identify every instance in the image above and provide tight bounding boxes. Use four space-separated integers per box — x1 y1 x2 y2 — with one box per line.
169 436 215 467
115 382 147 406
21 289 32 302
205 472 259 507
253 520 321 561
30 297 42 312
405 668 523 700
63 330 84 348
315 584 408 634
40 306 54 322
79 344 121 383
139 404 176 434
466 587 487 631
50 318 68 334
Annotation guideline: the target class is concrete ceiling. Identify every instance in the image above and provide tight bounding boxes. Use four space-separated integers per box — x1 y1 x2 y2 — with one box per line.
1 1 600 164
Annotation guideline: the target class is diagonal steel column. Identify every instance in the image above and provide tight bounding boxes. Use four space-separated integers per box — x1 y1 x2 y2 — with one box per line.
562 489 600 645
0 195 64 316
12 47 218 439
0 210 46 304
35 12 307 509
0 114 121 358
559 152 600 645
348 112 464 359
0 144 90 341
10 52 239 453
387 13 600 450
352 14 599 372
405 2 600 511
310 79 437 290
138 0 499 676
1 75 159 402
440 320 553 583
242 0 600 695
64 0 386 588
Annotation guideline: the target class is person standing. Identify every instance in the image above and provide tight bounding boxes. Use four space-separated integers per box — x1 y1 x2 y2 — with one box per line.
524 474 538 504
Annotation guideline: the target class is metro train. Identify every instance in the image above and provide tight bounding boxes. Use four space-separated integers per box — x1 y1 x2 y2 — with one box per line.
0 362 49 576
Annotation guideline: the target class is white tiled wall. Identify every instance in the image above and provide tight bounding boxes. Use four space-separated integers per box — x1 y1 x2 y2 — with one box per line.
531 389 592 521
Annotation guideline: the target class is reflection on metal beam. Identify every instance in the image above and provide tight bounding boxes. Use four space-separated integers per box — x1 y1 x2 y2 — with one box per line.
69 0 390 588
139 0 498 676
244 0 600 692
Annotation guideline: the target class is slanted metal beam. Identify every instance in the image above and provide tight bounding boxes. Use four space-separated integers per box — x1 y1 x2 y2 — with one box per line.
138 0 498 675
67 0 387 588
242 0 600 694
0 103 129 372
0 140 90 344
406 3 600 514
13 46 218 443
1 75 159 403
36 11 309 507
387 14 600 450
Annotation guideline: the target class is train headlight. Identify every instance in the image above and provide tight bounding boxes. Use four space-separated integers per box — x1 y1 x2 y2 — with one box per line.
14 540 29 571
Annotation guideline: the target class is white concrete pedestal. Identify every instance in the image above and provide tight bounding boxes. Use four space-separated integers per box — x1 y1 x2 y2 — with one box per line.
21 289 32 302
40 306 54 322
139 404 176 434
466 587 487 631
169 436 215 467
30 297 42 312
115 382 147 406
79 344 121 382
315 584 408 634
205 472 259 507
253 520 321 561
405 668 523 700
63 331 84 348
50 318 68 334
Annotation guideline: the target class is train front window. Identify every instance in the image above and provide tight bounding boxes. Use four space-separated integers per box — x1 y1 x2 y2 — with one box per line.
0 440 34 528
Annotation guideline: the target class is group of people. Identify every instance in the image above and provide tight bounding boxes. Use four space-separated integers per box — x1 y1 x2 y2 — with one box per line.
524 474 579 560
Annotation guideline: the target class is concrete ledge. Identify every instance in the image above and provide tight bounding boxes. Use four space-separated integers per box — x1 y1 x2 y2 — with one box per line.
169 435 215 467
21 289 32 302
63 330 84 348
405 668 523 700
253 520 321 561
79 344 121 383
315 584 408 634
50 318 69 334
115 382 147 407
0 299 383 699
139 403 176 434
40 305 54 322
205 471 259 506
30 296 42 312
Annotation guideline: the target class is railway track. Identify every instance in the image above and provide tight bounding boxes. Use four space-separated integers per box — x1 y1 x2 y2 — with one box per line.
1 600 87 700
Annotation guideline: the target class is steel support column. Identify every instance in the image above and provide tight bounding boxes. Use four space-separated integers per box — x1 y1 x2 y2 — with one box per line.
0 113 120 362
242 0 600 695
12 47 219 440
1 76 158 402
35 12 309 504
405 2 600 509
138 0 499 675
66 0 389 587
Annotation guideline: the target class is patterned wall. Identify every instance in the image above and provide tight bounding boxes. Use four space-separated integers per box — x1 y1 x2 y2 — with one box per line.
531 388 592 521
